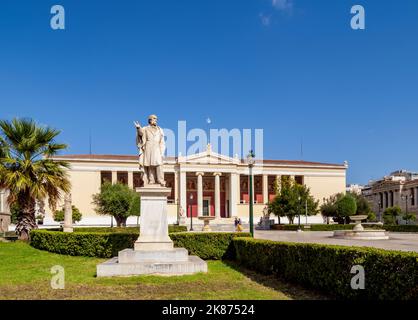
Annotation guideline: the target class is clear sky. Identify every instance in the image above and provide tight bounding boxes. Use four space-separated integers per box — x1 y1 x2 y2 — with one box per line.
0 0 417 185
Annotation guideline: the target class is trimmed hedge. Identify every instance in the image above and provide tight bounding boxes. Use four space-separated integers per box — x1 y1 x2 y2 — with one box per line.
169 232 251 260
30 230 138 258
233 237 418 300
73 225 187 233
383 225 418 233
271 224 418 232
30 229 250 259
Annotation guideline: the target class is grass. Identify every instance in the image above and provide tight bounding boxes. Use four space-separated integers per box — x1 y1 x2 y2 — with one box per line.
0 241 327 300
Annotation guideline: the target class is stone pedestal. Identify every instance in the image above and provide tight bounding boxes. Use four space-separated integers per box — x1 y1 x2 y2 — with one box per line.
134 186 173 250
97 185 207 277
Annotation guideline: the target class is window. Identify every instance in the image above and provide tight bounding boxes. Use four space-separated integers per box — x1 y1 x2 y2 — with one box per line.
295 176 304 185
411 189 415 206
117 172 128 185
100 171 112 185
133 172 143 189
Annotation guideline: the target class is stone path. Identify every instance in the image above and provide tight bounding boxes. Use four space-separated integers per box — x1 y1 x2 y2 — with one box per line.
254 230 418 253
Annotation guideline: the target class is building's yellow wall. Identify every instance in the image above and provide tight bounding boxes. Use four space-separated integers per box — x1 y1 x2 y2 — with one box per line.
304 175 346 204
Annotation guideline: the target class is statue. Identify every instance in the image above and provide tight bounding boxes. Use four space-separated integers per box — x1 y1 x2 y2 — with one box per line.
134 114 166 186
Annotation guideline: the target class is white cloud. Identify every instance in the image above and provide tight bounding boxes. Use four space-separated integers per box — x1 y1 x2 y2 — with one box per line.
272 0 293 11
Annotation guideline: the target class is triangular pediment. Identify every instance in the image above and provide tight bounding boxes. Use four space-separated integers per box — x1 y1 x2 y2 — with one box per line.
178 144 240 165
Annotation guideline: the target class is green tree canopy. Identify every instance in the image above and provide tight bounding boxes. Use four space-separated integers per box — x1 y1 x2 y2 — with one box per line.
268 179 319 225
0 118 70 239
53 205 83 223
92 182 140 227
383 206 402 225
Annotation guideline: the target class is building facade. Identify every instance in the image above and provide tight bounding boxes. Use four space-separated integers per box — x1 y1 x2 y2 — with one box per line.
363 170 418 222
44 146 348 226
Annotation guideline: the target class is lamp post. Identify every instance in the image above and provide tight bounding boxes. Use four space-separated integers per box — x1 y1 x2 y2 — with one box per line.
297 195 302 232
189 193 194 231
401 194 413 225
247 150 255 237
305 199 308 225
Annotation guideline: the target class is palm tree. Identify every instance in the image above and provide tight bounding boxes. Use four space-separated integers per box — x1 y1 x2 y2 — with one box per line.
0 118 70 240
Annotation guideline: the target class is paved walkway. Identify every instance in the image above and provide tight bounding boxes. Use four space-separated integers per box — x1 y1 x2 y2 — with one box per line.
254 230 418 253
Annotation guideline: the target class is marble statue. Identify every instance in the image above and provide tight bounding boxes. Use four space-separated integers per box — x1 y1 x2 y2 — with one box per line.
134 114 166 186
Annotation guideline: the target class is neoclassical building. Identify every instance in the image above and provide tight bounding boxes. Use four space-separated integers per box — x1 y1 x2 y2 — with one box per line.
43 146 348 226
363 170 418 222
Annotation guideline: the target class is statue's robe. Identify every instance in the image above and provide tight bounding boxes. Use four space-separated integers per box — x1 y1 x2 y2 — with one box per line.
136 125 165 167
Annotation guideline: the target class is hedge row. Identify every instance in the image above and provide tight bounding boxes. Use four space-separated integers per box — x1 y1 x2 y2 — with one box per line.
383 225 418 233
30 229 250 259
30 230 138 258
233 237 418 300
271 224 418 232
169 232 251 260
73 225 187 233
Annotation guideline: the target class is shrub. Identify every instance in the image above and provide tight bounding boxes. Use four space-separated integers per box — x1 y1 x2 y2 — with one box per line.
383 225 418 233
169 232 251 260
383 206 402 225
233 237 418 300
30 229 138 258
271 224 384 231
30 229 249 259
53 205 83 223
335 194 357 223
73 225 187 233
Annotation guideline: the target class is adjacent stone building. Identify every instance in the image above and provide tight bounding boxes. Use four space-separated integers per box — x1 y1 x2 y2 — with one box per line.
362 170 418 222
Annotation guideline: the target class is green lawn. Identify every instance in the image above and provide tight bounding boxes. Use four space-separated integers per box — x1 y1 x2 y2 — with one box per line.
0 241 327 300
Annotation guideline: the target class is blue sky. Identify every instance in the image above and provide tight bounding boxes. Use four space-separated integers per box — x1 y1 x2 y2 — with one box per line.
0 0 417 185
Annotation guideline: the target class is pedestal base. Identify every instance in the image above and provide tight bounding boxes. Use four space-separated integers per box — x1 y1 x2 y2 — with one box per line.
97 255 207 277
96 185 208 277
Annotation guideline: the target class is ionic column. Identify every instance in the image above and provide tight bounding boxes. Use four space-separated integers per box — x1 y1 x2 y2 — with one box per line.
174 171 179 204
63 193 73 233
196 172 204 216
128 172 134 189
276 175 282 193
415 187 418 207
111 171 117 184
214 173 222 219
262 174 268 204
179 171 187 215
229 173 238 217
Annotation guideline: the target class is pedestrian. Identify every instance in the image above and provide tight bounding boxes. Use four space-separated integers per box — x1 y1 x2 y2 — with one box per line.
237 218 243 232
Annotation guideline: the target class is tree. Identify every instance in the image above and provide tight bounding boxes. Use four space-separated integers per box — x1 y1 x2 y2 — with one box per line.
402 212 416 225
53 205 83 223
383 206 402 225
268 178 318 225
320 193 343 224
335 194 357 224
0 118 70 239
349 192 372 216
92 182 140 227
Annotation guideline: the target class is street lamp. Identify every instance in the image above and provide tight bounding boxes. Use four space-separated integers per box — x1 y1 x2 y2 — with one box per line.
247 150 255 237
297 195 302 232
401 194 413 225
189 193 194 231
305 198 308 225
